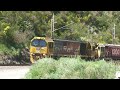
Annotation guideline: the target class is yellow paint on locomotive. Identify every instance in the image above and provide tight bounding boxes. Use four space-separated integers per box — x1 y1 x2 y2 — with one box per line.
30 46 36 53
97 44 105 59
30 46 47 54
30 37 48 63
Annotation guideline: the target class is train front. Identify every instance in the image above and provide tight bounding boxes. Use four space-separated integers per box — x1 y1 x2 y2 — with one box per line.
30 37 47 63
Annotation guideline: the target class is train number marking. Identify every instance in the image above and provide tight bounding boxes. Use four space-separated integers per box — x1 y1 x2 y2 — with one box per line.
112 48 120 56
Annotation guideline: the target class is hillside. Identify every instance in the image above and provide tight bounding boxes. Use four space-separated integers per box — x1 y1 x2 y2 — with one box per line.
0 11 120 61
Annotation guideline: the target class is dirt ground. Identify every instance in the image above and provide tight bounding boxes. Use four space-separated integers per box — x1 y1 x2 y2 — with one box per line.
0 66 31 79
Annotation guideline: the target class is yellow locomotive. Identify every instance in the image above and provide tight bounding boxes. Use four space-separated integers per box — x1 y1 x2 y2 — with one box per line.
30 37 53 63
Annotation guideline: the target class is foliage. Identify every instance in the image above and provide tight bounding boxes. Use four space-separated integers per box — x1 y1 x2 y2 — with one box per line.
25 58 120 79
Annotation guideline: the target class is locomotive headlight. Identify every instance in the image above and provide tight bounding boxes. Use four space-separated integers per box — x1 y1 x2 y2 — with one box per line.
43 54 46 55
30 53 35 55
32 53 35 55
40 47 47 54
41 47 44 49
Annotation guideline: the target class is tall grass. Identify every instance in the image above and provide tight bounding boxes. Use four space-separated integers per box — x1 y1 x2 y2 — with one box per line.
25 57 120 79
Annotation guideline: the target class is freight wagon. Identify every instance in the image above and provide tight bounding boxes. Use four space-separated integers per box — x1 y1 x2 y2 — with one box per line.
53 39 80 57
105 44 120 60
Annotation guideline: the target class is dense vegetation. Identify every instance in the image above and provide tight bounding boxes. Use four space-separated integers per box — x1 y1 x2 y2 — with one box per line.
25 58 120 79
0 11 120 59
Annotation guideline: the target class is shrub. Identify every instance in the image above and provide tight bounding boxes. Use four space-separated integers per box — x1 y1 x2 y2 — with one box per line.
25 58 120 79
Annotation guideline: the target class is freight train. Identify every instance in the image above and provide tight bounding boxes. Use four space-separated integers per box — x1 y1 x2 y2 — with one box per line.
1 38 120 65
29 36 120 63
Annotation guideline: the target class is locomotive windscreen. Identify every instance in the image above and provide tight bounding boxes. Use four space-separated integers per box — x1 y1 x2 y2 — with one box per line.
31 39 47 47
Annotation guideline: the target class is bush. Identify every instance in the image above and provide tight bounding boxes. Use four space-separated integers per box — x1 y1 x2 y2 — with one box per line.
25 58 120 79
0 43 19 57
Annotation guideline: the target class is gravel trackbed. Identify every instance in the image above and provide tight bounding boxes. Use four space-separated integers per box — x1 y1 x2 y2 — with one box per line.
0 66 31 79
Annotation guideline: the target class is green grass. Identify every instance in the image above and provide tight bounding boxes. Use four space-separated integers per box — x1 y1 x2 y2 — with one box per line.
25 57 120 79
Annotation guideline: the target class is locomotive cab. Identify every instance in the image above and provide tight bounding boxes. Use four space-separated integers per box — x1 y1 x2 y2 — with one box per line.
98 44 105 59
45 37 54 57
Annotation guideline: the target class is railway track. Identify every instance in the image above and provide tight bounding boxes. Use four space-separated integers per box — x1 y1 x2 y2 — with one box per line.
0 60 32 66
0 63 31 66
0 57 32 66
